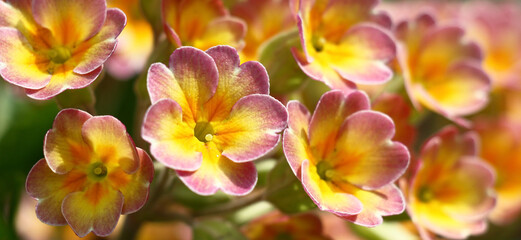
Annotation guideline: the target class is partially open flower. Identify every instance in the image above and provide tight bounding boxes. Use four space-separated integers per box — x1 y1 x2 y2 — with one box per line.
242 211 332 240
142 46 287 195
475 119 521 225
292 0 396 92
395 13 491 125
162 0 246 51
231 0 295 62
283 90 409 226
407 126 496 239
106 0 154 79
0 0 126 99
26 109 154 237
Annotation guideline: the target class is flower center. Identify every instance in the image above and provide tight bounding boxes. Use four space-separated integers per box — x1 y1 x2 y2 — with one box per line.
417 185 434 203
316 161 334 181
194 121 215 143
89 162 108 179
48 46 72 64
311 35 326 52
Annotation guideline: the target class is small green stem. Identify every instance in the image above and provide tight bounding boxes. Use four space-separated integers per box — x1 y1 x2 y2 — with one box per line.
55 86 96 114
193 190 265 218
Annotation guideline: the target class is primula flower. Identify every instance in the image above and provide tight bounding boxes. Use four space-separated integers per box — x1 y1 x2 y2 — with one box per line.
395 14 491 125
242 211 332 240
283 90 409 226
292 0 396 92
0 0 126 99
142 46 287 195
162 0 246 51
231 0 295 62
106 0 154 79
475 119 521 225
407 126 496 239
26 109 154 237
462 2 521 90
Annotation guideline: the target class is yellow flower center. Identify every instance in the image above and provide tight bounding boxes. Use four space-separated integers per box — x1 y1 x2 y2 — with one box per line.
417 185 434 203
194 121 215 143
311 35 326 52
48 46 72 64
316 161 334 181
89 162 108 180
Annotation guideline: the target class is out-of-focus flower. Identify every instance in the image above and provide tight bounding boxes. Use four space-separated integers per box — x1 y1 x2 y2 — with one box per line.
407 126 496 239
395 14 490 125
106 0 154 79
461 2 521 91
142 46 287 195
242 211 332 240
0 0 126 99
162 0 246 51
475 119 521 225
372 93 416 148
231 0 295 62
26 109 154 237
292 0 396 92
283 90 409 226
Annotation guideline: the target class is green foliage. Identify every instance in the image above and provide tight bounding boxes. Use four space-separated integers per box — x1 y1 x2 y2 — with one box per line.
265 160 316 214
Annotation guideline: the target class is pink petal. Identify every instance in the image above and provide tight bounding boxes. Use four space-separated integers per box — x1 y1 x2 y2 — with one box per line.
62 183 123 237
142 98 203 171
177 143 257 196
73 8 126 74
334 110 409 190
26 65 102 100
203 45 269 121
32 0 107 45
81 115 139 174
283 100 312 177
214 94 288 163
0 28 51 90
308 90 370 159
341 184 405 227
44 108 92 173
301 160 363 215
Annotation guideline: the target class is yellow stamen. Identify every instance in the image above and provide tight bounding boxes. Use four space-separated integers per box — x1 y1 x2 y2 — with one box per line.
205 134 213 142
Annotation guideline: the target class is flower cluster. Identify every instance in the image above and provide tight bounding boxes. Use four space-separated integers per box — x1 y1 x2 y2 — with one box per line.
1 0 519 239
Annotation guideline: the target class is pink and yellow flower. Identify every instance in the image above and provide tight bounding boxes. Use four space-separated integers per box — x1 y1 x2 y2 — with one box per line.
395 13 491 125
292 0 396 92
242 211 332 240
231 0 295 62
106 0 154 79
475 119 521 225
26 109 154 237
0 0 126 99
407 126 496 239
283 90 409 226
462 2 521 91
142 46 287 195
162 0 246 51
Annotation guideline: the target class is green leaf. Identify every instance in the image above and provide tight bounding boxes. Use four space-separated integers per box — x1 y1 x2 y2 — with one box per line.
193 219 248 240
265 160 316 214
258 28 310 95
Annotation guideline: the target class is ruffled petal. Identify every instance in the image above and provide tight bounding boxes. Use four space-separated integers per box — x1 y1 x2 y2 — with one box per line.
44 108 92 173
62 182 123 237
177 142 257 196
203 45 269 122
81 115 139 173
213 94 288 163
142 99 203 171
32 0 107 45
26 159 87 225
